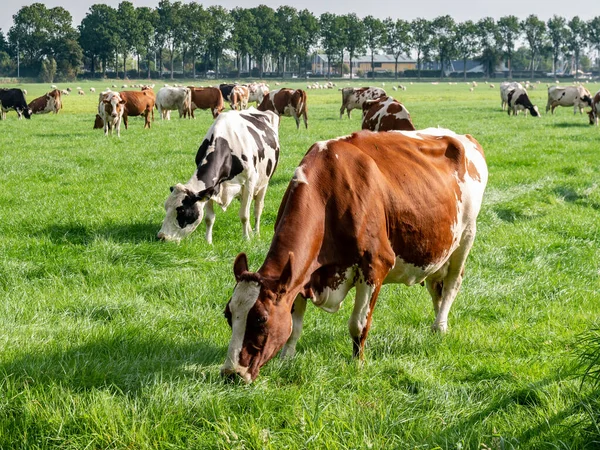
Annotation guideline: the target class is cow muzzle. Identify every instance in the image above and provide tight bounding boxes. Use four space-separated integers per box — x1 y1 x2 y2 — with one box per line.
220 366 252 384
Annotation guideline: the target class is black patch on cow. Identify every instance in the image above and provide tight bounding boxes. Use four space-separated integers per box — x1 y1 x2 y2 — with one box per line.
243 112 279 152
266 159 273 177
230 154 244 180
241 154 248 162
176 194 201 229
253 155 257 167
242 113 267 131
195 134 215 166
514 93 538 116
247 127 265 160
195 137 244 198
583 95 593 107
219 84 236 102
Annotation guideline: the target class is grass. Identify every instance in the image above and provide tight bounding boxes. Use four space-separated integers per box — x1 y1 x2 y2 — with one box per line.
0 78 599 448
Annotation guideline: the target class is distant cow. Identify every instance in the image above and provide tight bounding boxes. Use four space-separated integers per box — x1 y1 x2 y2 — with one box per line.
339 87 386 119
247 82 270 105
185 87 224 119
230 85 250 110
507 87 540 117
156 86 191 120
28 89 62 115
361 96 415 132
98 91 126 136
157 108 281 243
220 128 488 383
0 88 32 120
119 87 155 129
546 85 593 114
219 83 237 107
499 82 524 111
588 90 600 126
258 88 308 129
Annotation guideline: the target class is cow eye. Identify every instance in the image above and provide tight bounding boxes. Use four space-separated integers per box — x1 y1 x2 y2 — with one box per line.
256 315 267 324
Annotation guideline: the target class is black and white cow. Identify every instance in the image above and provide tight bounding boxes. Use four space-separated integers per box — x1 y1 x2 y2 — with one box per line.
507 87 540 117
0 88 32 120
157 108 280 243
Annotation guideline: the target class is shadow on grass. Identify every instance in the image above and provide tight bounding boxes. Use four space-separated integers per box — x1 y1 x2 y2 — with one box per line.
0 331 225 395
552 122 591 128
41 221 160 245
553 186 600 211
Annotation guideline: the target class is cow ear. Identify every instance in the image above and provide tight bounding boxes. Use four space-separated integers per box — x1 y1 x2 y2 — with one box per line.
278 252 294 294
169 186 175 193
120 99 126 104
234 253 248 282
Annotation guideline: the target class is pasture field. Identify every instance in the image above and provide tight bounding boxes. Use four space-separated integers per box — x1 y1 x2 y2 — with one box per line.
1 79 600 449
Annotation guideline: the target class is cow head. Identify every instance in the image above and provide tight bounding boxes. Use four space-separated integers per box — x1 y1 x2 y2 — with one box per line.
157 183 210 241
583 95 593 108
221 253 295 383
104 94 126 118
530 105 540 117
588 109 597 125
19 107 32 119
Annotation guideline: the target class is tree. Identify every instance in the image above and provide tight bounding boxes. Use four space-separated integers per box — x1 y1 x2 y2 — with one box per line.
477 17 500 79
411 18 432 80
567 16 587 79
136 7 158 78
343 13 365 79
117 2 141 79
79 4 119 75
250 5 280 78
206 6 229 78
156 0 182 80
589 17 600 71
456 20 480 80
39 56 56 82
276 6 301 76
547 15 567 77
497 15 521 79
384 18 412 79
230 7 255 77
363 16 385 79
297 10 319 77
431 15 457 79
522 15 546 79
320 13 344 78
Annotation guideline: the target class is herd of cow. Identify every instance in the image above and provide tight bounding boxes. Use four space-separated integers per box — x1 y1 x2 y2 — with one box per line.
0 80 597 383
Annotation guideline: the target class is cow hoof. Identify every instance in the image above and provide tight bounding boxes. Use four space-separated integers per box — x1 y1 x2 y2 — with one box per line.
431 322 448 334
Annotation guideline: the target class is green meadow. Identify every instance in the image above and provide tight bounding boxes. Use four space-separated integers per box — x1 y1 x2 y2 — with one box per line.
0 78 599 449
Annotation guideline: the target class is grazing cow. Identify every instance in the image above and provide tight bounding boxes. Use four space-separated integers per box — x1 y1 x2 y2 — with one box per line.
247 82 270 105
28 89 62 115
507 87 540 117
119 87 155 129
588 90 600 126
98 91 126 136
0 88 32 120
219 83 237 107
156 86 192 120
230 85 250 110
361 96 415 132
499 82 524 111
221 128 488 383
157 108 280 243
184 87 224 119
258 88 308 129
90 87 96 93
339 86 386 119
546 85 593 115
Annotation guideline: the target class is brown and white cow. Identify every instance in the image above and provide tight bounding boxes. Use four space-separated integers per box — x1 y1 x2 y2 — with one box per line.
156 86 192 120
119 87 155 129
546 85 593 115
98 91 126 136
588 89 600 126
258 88 308 129
28 89 62 115
339 86 386 119
221 127 488 383
361 96 415 132
185 87 224 119
247 82 270 105
230 85 250 110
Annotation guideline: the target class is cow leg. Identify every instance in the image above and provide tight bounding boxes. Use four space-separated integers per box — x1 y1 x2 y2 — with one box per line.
280 295 307 359
292 110 300 129
339 106 345 119
349 279 382 359
430 229 476 333
204 200 216 244
123 113 128 130
253 185 267 235
302 109 308 129
239 183 255 239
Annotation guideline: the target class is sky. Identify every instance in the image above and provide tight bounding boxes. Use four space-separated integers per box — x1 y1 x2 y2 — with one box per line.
1 0 599 36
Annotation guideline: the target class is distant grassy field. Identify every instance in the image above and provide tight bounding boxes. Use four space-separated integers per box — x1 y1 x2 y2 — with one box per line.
1 78 599 449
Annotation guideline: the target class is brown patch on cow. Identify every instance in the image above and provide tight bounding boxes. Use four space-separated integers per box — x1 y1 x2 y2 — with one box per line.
378 116 414 131
187 87 224 118
464 134 486 157
120 89 155 129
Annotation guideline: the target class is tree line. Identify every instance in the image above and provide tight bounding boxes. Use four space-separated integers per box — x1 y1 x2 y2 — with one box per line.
1 1 599 81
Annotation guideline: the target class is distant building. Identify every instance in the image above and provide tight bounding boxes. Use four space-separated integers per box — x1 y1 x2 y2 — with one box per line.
312 53 416 76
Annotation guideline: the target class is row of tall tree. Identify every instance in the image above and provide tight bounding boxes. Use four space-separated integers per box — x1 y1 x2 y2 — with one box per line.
1 1 600 81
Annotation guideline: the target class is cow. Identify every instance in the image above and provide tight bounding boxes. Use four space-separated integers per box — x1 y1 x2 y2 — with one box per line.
119 87 155 129
258 88 308 129
28 89 62 115
220 128 488 383
156 86 192 120
0 88 32 120
588 90 600 126
230 85 250 110
499 82 524 111
546 85 593 115
184 87 224 119
339 87 387 119
219 83 237 108
157 108 280 243
98 91 126 136
507 87 540 117
247 83 270 105
361 96 415 132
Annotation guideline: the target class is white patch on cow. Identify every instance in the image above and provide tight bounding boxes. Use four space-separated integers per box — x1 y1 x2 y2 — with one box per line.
348 271 375 338
312 267 356 313
292 165 309 185
222 281 261 380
